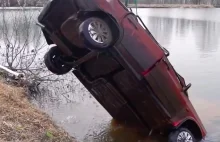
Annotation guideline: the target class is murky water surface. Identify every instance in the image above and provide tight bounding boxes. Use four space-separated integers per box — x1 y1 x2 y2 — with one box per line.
1 8 220 142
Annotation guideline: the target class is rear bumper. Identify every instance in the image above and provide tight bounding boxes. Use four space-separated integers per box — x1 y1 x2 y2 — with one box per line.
38 0 79 31
36 0 102 56
37 0 52 23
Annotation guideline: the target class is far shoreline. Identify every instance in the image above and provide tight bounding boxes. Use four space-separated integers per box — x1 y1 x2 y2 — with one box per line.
127 4 215 8
0 4 218 10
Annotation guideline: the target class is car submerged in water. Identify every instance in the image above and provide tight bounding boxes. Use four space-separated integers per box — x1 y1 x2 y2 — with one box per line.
37 0 207 141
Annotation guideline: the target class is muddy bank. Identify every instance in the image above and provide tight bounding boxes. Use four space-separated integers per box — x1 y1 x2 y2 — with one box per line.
0 80 75 142
128 4 214 8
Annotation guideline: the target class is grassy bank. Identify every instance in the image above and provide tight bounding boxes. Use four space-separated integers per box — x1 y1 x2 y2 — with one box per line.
128 4 214 8
0 81 75 142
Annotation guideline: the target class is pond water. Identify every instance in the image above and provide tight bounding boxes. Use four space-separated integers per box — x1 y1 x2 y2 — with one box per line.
1 8 220 142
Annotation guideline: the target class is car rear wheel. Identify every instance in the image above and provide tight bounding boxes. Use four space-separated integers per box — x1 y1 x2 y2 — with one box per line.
79 17 113 50
168 127 196 142
44 46 74 75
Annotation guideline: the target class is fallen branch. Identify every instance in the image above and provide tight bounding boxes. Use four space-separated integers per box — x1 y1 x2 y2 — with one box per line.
0 65 24 79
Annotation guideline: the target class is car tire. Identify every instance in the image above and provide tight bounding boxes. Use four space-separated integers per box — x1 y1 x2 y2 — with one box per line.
168 127 196 142
79 17 113 50
44 46 74 75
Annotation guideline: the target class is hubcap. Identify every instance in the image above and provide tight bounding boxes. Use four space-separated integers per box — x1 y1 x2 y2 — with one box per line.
88 19 111 44
177 131 193 142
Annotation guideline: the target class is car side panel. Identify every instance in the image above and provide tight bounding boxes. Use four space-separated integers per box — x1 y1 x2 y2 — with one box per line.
113 70 171 128
144 58 184 118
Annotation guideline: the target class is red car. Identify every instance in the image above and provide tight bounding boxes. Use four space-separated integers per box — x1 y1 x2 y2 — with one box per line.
37 0 207 141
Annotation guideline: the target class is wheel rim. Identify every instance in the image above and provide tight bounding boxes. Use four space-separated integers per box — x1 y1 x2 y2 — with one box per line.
177 131 193 142
88 19 111 44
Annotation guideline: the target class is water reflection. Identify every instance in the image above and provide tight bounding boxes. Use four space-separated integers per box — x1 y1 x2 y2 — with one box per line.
143 17 174 48
192 21 220 53
145 16 220 53
143 9 220 142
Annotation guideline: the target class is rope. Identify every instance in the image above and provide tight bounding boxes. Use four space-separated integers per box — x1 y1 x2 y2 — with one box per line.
134 0 137 14
125 0 138 14
125 0 128 7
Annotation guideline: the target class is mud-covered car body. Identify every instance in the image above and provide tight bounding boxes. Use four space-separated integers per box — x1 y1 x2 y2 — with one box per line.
37 0 206 141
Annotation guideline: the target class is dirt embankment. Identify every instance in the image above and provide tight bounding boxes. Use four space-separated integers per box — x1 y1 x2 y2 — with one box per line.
128 4 214 8
0 81 75 142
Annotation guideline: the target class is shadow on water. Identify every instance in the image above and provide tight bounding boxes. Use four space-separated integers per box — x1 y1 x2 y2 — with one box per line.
83 120 166 142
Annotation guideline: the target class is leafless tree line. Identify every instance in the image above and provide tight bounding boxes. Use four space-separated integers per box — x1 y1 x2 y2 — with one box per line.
0 0 107 104
0 6 62 93
0 0 47 7
0 0 88 103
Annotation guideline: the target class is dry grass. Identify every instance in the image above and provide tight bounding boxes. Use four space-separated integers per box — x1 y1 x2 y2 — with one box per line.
0 81 76 142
